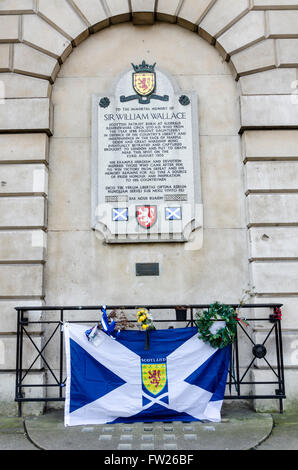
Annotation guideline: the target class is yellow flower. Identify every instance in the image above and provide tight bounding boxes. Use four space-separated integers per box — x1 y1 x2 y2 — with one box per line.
137 309 147 317
137 308 152 328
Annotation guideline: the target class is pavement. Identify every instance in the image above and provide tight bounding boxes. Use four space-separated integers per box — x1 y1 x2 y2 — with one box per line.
0 402 297 452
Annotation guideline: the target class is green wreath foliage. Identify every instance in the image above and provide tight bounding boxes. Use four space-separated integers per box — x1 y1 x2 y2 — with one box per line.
195 302 238 349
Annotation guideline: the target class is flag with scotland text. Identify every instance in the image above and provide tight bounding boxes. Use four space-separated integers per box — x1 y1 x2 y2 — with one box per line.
64 323 231 426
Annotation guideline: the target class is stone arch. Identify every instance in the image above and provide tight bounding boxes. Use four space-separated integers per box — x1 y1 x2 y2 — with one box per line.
1 1 293 83
46 20 244 304
0 1 297 134
1 1 298 412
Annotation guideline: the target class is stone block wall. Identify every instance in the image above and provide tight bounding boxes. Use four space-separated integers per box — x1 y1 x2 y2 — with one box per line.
0 0 297 414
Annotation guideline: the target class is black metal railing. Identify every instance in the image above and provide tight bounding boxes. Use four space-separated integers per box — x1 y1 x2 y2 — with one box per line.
15 304 286 417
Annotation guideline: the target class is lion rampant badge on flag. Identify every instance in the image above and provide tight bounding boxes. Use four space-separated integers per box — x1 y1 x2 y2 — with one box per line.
141 361 167 396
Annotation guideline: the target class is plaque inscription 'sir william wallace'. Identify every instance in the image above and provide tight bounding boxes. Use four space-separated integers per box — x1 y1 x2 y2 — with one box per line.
91 61 203 243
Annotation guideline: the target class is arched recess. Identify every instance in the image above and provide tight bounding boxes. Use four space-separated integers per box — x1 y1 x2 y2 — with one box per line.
41 19 252 405
1 1 298 412
45 21 247 306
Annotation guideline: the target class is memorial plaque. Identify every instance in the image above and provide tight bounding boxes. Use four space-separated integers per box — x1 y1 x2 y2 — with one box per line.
91 60 203 243
136 263 160 277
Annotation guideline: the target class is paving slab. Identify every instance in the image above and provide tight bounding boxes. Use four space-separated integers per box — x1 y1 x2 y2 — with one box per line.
21 404 273 451
257 412 298 451
0 417 36 450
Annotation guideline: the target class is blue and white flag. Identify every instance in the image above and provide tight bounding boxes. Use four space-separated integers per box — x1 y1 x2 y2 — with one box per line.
64 323 231 426
165 207 182 220
112 208 128 221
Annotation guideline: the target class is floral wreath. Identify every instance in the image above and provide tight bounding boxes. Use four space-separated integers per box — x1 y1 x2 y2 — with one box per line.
195 302 244 349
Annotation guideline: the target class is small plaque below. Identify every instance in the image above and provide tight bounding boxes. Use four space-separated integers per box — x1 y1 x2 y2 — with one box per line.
136 263 159 276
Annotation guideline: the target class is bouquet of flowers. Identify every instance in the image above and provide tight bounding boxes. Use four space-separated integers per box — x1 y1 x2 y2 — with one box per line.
137 308 155 331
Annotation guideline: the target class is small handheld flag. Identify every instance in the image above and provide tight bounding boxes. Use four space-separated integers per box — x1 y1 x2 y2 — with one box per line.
85 325 98 342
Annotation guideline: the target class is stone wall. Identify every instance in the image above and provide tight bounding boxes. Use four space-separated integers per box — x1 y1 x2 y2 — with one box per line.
0 0 298 414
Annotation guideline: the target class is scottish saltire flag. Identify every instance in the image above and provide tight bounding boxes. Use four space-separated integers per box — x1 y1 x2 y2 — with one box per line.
63 323 231 426
112 208 128 221
165 207 182 220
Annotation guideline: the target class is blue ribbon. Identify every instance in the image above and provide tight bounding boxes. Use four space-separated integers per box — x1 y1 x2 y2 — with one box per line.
100 305 119 340
85 306 119 341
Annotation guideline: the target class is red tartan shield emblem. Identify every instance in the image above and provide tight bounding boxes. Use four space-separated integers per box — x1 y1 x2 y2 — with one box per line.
136 206 157 229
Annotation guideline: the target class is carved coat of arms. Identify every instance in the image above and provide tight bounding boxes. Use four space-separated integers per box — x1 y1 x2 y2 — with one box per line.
120 60 169 104
133 65 156 97
136 205 157 229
